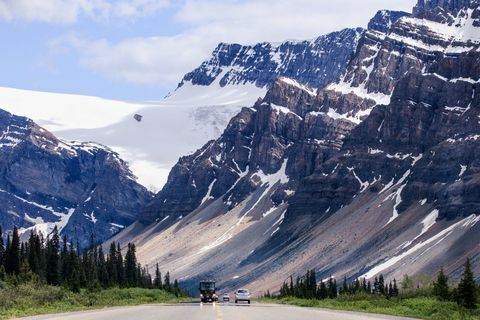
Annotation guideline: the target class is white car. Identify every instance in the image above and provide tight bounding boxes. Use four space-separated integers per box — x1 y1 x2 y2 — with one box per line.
222 293 230 302
235 288 251 304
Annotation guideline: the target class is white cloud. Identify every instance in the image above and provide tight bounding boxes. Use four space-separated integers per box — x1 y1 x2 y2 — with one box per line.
0 0 171 24
49 32 207 88
49 0 417 89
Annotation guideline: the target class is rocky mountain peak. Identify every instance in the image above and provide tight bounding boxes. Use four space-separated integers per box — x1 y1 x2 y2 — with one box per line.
0 108 152 247
367 10 411 33
177 28 364 91
413 0 479 24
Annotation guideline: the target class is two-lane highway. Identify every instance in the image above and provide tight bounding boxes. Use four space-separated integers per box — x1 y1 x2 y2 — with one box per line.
19 302 418 320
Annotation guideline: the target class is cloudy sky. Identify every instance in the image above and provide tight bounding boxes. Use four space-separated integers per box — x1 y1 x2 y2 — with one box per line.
0 0 416 101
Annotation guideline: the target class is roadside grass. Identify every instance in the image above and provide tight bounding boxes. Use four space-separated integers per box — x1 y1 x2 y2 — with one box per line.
0 282 190 319
257 295 480 320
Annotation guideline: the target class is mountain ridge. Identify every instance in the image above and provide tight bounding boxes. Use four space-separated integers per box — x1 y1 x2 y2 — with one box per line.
112 1 480 294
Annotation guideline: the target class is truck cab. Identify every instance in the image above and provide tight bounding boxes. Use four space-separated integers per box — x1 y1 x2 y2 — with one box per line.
199 280 218 303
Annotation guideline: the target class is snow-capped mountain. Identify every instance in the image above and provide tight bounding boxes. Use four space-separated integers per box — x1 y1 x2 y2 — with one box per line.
0 109 151 247
178 28 363 90
0 28 362 192
111 1 480 294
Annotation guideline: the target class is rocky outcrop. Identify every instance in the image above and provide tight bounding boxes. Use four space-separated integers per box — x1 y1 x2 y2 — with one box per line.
413 0 479 24
178 28 364 90
0 109 152 246
368 10 410 33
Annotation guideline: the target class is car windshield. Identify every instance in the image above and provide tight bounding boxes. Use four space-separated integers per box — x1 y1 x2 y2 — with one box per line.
200 282 215 290
237 289 249 294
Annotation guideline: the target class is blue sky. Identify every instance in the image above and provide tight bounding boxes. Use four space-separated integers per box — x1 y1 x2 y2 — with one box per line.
0 0 416 101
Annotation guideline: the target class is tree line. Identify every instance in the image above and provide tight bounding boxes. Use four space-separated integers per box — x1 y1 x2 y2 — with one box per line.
271 258 478 309
273 270 399 300
0 225 184 296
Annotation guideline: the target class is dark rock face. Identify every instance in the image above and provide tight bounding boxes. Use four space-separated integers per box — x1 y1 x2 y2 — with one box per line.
178 28 364 90
289 50 480 221
368 10 410 33
0 109 152 246
413 0 479 23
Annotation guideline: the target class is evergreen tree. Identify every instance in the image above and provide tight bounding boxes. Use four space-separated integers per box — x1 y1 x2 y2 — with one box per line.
107 242 118 286
125 243 138 287
5 226 20 275
27 232 39 274
164 271 171 291
328 277 337 299
341 276 348 295
362 278 367 293
97 246 109 288
289 276 294 296
46 226 60 285
60 235 70 282
116 243 125 287
318 280 327 299
154 263 162 289
392 279 399 297
433 267 450 300
457 258 478 309
378 274 385 295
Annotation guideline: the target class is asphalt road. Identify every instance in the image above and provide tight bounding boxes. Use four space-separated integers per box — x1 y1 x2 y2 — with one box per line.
19 302 417 320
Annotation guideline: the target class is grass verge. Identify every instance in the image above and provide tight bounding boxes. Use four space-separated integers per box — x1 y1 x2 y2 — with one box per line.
0 282 190 319
257 296 480 320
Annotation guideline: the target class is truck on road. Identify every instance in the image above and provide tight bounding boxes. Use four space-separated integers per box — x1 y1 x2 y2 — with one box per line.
199 280 218 303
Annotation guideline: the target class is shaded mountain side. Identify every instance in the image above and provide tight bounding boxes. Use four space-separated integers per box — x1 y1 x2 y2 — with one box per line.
0 109 152 246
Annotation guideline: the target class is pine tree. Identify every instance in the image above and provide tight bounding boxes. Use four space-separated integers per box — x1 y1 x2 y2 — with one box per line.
116 243 125 287
60 235 70 283
341 276 348 295
164 271 171 291
308 270 317 298
318 280 327 299
392 279 399 297
46 226 60 285
378 274 385 295
457 258 478 309
289 276 294 296
433 267 450 300
107 242 118 286
5 226 20 275
328 277 337 298
97 246 108 288
125 243 138 287
154 263 162 289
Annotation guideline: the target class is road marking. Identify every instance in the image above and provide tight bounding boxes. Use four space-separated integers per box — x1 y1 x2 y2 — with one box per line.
215 304 223 320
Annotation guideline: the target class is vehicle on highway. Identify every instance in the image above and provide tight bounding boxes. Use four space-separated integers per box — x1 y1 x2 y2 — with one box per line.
199 280 218 303
222 293 230 302
234 288 251 304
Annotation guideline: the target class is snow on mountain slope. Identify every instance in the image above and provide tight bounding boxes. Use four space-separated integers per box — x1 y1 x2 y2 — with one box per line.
0 83 265 190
